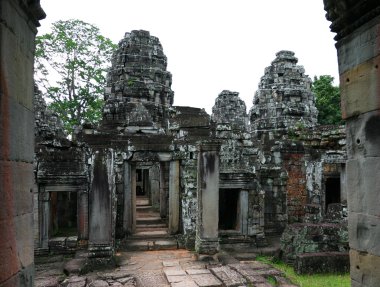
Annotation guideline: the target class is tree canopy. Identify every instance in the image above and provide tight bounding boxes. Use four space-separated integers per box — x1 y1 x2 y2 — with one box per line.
312 75 343 125
34 19 116 134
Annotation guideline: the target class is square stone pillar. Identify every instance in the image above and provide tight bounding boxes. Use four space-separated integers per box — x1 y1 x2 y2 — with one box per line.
159 162 168 218
195 142 220 255
38 187 50 250
324 3 380 285
149 164 160 209
169 160 180 234
123 162 136 235
88 151 113 258
77 190 89 241
239 190 249 236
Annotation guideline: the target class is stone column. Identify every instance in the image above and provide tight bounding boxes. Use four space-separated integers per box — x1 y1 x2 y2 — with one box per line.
195 142 220 255
149 164 160 209
159 162 168 218
324 2 380 286
143 169 150 199
239 190 249 236
88 151 113 257
169 160 180 234
39 187 50 250
77 189 89 241
0 0 45 285
123 161 136 235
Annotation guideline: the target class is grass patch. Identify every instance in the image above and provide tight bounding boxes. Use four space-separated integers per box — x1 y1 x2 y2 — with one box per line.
256 256 350 287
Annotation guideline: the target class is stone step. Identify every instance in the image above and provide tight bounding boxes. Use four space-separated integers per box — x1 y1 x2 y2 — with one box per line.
136 205 154 211
131 229 169 239
136 216 164 225
136 223 167 230
136 197 150 206
124 239 178 251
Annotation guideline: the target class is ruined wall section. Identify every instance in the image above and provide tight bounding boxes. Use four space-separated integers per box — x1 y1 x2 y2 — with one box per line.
102 30 174 130
250 51 318 234
170 107 211 249
212 91 264 242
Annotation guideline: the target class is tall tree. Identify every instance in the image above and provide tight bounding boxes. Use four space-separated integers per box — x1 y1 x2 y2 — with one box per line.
312 75 343 125
34 19 116 134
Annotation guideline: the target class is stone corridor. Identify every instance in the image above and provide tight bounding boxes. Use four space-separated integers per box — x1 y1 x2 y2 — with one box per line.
35 249 297 287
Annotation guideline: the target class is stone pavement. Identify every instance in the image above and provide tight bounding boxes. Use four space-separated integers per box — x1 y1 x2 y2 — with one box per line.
35 249 298 287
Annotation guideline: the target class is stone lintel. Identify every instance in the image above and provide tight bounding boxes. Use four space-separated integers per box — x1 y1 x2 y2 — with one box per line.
197 141 221 152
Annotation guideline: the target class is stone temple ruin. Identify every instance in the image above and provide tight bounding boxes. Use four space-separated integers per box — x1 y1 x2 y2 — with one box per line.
33 30 349 273
4 1 380 286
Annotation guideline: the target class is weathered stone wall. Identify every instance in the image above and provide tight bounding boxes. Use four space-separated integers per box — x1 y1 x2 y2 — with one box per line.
324 1 380 285
0 1 44 285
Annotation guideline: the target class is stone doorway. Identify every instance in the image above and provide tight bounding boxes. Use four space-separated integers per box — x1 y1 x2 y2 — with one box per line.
50 191 78 237
219 189 240 231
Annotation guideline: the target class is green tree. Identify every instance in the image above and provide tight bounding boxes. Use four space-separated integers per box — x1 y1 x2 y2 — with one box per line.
312 75 343 125
34 19 116 134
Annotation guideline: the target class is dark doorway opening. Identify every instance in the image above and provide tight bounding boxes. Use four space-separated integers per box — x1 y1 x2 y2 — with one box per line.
325 177 341 210
136 169 145 196
50 191 77 237
219 189 239 230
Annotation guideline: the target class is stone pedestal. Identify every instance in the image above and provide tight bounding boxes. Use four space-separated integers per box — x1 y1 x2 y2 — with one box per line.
195 142 220 255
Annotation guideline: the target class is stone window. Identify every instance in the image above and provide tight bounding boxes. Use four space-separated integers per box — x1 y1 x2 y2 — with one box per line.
325 177 341 211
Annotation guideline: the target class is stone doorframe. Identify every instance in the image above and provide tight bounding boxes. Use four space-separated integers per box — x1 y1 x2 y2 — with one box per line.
38 184 88 250
123 156 180 236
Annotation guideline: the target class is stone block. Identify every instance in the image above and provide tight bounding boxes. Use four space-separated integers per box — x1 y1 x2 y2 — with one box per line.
350 249 380 287
346 158 380 216
345 111 380 158
340 54 380 119
337 17 380 74
294 252 349 274
348 213 380 255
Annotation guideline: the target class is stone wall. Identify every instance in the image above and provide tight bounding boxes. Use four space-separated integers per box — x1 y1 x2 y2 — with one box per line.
0 0 44 285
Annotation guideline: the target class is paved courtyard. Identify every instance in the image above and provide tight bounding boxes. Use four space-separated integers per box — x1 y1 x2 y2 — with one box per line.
35 249 298 287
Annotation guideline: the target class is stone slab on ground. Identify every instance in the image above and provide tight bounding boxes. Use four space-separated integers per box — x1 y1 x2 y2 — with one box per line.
171 280 199 287
209 266 247 287
186 269 211 275
190 273 223 287
136 271 169 287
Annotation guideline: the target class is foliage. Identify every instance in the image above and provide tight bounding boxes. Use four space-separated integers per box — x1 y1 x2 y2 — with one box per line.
312 75 343 125
256 256 350 287
35 19 117 134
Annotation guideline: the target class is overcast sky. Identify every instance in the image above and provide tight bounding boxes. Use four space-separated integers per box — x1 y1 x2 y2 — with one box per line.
38 0 338 114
